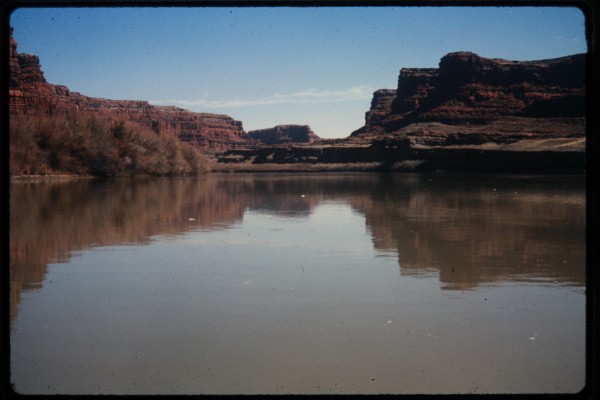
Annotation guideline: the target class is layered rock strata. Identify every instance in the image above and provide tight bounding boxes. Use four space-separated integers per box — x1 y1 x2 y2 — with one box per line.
352 51 586 142
8 28 253 154
358 89 397 135
219 52 585 173
248 125 320 145
10 24 586 171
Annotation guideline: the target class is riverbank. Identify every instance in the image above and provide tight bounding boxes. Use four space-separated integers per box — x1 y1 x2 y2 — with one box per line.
10 135 586 179
210 162 384 173
215 137 586 174
9 174 96 183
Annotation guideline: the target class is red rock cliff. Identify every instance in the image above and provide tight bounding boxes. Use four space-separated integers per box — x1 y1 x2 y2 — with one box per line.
352 89 398 136
9 29 253 154
352 51 586 142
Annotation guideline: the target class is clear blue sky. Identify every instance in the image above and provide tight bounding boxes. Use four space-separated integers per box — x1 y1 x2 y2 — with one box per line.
10 5 587 138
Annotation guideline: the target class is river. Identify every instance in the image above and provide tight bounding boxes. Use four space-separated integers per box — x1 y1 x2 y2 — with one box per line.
9 173 586 394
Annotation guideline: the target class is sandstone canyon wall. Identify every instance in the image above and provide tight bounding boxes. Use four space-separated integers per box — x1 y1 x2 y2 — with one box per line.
9 25 586 171
9 29 254 154
352 51 586 147
220 51 586 172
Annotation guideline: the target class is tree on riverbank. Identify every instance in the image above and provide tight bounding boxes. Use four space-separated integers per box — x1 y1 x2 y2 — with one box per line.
9 114 211 177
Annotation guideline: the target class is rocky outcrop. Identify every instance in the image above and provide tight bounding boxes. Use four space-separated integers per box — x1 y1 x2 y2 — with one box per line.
248 124 320 145
9 28 253 154
352 89 398 136
352 51 586 142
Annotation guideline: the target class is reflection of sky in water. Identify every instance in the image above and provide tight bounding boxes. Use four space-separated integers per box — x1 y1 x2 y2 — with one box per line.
239 203 373 256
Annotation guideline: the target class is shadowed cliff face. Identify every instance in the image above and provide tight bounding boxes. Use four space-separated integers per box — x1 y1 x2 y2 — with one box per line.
10 174 584 323
360 89 398 134
248 125 321 145
352 51 586 142
8 29 253 154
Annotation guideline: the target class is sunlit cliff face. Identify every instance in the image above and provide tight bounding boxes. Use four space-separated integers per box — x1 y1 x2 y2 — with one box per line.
8 29 250 154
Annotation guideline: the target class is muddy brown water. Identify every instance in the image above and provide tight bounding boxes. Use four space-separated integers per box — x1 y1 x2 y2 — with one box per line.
9 173 586 394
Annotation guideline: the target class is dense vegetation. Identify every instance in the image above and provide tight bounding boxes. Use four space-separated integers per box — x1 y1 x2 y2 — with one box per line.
9 114 211 177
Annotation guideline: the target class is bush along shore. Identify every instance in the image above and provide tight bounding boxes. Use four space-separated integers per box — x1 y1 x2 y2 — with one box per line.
9 114 211 178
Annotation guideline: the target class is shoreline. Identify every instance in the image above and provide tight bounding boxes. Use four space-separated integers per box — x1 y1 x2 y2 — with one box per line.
9 164 586 181
209 162 384 173
9 174 96 183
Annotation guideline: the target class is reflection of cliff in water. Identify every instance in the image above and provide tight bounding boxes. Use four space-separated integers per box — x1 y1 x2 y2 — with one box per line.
346 174 586 290
8 175 335 322
10 173 585 322
9 177 248 322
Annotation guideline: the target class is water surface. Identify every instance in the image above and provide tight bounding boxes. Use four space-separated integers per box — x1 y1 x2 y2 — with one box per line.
9 173 586 394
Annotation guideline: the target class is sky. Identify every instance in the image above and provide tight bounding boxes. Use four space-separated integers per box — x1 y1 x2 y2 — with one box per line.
9 5 588 138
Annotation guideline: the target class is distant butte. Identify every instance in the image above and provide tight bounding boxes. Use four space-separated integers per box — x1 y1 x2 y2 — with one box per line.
248 125 320 145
